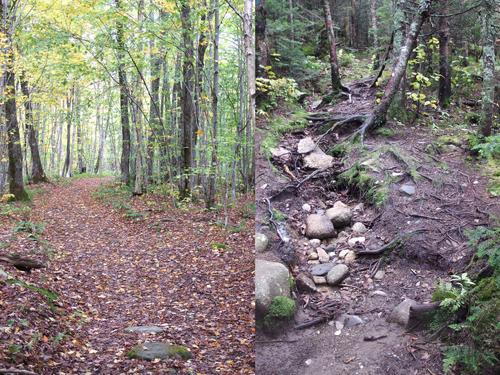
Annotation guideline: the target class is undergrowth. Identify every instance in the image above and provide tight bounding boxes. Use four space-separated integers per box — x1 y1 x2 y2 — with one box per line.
431 225 500 374
93 183 144 220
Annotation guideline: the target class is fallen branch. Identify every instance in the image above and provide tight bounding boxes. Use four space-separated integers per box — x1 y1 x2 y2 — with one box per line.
295 316 329 330
0 255 45 273
370 31 395 88
316 115 367 145
364 334 387 341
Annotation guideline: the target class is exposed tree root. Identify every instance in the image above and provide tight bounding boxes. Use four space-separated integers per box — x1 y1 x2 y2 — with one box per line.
355 229 429 256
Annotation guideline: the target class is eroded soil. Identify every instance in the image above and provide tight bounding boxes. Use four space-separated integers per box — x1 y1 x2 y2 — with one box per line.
255 80 498 375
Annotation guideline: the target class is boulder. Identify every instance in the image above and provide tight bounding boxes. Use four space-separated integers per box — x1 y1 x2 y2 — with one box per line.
387 298 417 327
255 233 269 253
326 264 349 286
339 314 364 328
255 260 291 316
326 201 352 227
127 342 191 360
297 137 317 154
304 148 334 170
305 214 335 239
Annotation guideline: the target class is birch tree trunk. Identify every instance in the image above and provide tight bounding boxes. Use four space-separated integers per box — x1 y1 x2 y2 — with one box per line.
370 0 379 69
243 0 255 189
62 90 73 178
480 0 495 137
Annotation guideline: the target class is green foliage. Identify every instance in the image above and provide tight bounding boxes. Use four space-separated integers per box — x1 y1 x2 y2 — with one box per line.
7 279 59 307
337 163 388 207
263 296 296 329
432 226 500 374
13 221 45 239
272 209 287 222
257 77 304 110
471 135 500 159
374 127 396 137
338 49 355 67
210 242 227 250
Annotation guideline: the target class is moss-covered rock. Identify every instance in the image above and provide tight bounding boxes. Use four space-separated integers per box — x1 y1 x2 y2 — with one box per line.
127 342 192 361
263 296 296 330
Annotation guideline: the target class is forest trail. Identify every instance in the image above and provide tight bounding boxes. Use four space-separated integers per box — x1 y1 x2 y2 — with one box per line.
1 178 254 374
255 77 498 375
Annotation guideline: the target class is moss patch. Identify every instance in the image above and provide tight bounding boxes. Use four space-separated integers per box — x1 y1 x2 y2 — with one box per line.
337 162 388 207
263 296 296 330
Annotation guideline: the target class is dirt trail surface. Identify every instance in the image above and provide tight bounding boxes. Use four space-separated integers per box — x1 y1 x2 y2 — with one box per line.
0 178 254 374
255 80 498 374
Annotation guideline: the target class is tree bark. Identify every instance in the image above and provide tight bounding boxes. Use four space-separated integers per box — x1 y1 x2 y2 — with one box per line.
480 0 495 137
62 89 73 178
20 80 48 183
115 0 131 185
370 0 379 69
437 0 451 108
243 0 255 189
358 0 431 136
256 0 270 107
206 0 219 209
179 0 195 199
322 0 344 93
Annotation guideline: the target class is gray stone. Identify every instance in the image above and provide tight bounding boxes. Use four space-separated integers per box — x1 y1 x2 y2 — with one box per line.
0 268 8 281
296 273 317 293
352 222 367 233
305 214 335 239
255 260 291 316
317 248 329 263
310 262 335 276
308 252 319 260
304 148 334 170
271 147 291 159
128 342 192 361
340 314 364 328
374 270 385 280
326 201 352 228
353 203 364 212
302 203 312 212
387 298 417 327
255 233 269 253
312 276 327 285
297 137 317 154
324 244 336 252
125 326 165 334
338 249 350 258
344 250 357 264
309 239 321 248
326 264 349 286
348 237 365 247
371 290 388 297
399 184 416 196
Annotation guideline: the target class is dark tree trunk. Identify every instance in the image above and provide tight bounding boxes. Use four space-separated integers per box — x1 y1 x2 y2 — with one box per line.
115 0 131 185
358 0 431 136
322 0 344 93
179 0 195 199
256 0 270 107
438 0 451 108
20 80 48 184
62 91 72 177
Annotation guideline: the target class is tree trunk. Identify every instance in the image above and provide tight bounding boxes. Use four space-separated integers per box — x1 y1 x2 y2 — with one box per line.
393 0 405 58
147 37 161 184
370 0 379 69
179 0 195 199
206 0 220 209
243 0 255 189
75 92 86 173
115 0 131 185
322 0 344 93
359 0 431 136
256 0 270 107
62 90 73 178
350 0 359 48
20 80 48 183
438 0 451 108
480 0 495 137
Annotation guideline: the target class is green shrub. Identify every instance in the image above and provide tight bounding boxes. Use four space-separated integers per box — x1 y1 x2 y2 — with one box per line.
264 296 296 329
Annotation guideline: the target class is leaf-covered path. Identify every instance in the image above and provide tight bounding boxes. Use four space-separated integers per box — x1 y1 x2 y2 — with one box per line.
1 178 254 374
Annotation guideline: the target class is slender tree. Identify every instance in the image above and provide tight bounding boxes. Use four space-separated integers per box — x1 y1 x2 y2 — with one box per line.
438 0 451 108
20 79 48 183
322 0 344 93
479 0 495 137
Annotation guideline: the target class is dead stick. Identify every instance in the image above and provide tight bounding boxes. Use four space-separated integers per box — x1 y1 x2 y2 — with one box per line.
0 370 39 375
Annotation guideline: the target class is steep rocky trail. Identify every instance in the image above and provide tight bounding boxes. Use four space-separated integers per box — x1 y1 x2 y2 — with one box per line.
1 178 254 374
255 80 498 374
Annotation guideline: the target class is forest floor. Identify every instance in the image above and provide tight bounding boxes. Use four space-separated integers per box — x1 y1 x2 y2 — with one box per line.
0 177 254 374
255 73 498 374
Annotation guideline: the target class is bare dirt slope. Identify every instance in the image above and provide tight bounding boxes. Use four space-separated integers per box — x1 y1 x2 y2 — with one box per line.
255 80 498 375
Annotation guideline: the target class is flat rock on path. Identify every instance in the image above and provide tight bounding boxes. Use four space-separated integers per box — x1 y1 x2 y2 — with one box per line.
26 177 254 373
